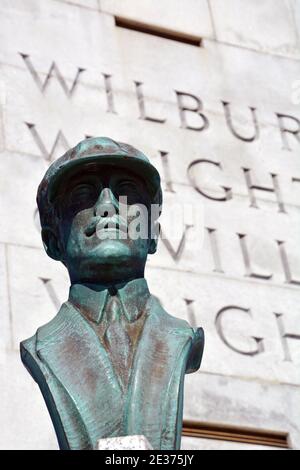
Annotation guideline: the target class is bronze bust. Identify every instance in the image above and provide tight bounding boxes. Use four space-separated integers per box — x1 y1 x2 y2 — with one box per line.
20 137 204 450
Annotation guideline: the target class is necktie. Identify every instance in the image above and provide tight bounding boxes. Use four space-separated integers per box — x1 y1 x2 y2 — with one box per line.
103 292 131 389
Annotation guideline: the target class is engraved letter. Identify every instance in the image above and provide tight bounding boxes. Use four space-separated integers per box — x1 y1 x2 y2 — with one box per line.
160 224 193 262
184 298 197 327
25 123 70 162
277 113 300 151
159 150 175 193
135 81 166 123
102 73 117 114
20 53 85 97
39 277 60 309
274 313 300 362
243 168 286 213
187 159 232 201
206 227 224 273
276 241 300 286
238 233 273 280
215 306 264 356
176 91 209 131
222 101 259 142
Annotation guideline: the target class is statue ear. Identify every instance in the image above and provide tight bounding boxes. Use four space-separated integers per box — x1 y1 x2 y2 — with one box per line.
148 222 160 255
41 227 62 261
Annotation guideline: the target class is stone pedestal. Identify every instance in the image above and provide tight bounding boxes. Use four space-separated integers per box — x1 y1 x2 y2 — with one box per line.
97 435 153 450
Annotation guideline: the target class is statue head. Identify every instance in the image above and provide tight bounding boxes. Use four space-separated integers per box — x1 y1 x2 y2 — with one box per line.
37 137 162 285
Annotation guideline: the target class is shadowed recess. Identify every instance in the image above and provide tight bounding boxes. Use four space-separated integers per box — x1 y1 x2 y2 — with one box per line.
115 16 203 47
182 420 290 448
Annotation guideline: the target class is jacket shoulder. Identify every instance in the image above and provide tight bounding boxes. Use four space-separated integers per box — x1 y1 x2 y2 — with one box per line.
149 294 204 373
150 294 196 333
31 303 71 348
20 333 36 356
20 332 44 384
20 303 70 373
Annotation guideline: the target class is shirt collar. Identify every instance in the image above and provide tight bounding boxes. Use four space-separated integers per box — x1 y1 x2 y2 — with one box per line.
68 277 150 324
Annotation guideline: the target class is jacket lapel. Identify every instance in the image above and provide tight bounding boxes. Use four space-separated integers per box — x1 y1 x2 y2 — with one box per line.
125 295 194 449
36 302 123 449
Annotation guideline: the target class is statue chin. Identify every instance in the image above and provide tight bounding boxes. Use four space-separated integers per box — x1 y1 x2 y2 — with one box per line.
91 240 133 268
66 242 144 284
93 237 131 255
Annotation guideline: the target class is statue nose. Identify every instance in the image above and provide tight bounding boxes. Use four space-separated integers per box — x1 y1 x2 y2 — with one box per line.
94 187 118 217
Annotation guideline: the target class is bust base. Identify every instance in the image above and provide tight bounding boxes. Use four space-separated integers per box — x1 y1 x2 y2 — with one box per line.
97 435 153 450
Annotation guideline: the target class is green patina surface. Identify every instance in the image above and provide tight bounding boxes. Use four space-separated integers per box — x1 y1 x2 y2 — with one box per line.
20 137 204 450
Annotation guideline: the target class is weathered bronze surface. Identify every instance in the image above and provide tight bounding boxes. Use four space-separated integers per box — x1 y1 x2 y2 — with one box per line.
20 137 204 450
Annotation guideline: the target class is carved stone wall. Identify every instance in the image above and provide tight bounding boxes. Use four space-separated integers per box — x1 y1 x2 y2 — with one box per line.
0 0 299 449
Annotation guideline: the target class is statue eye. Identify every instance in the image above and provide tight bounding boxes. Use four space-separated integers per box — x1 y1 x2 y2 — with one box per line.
116 181 138 195
69 184 96 206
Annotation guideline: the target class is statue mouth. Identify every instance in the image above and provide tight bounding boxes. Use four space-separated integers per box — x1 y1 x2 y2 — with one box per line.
85 216 128 238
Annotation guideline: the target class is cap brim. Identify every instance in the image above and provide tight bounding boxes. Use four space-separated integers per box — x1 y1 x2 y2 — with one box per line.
48 154 161 203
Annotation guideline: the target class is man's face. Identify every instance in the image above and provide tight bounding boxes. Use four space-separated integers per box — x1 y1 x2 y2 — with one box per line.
54 164 155 284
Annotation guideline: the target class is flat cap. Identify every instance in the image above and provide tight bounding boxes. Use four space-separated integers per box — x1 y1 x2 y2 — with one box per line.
37 137 162 230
